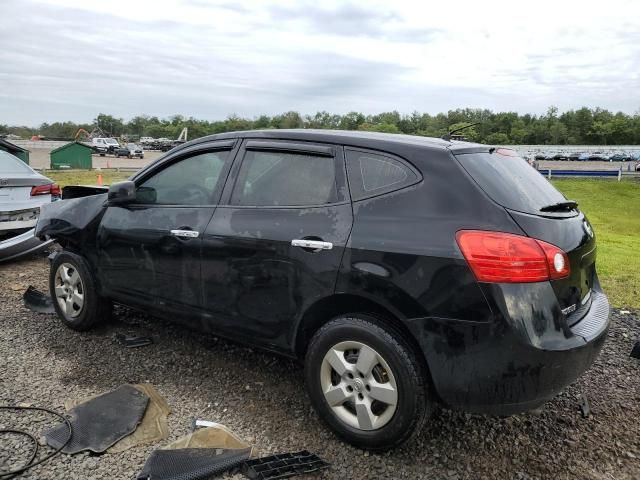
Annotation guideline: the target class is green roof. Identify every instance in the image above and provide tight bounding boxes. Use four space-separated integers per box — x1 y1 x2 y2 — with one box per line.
50 141 93 154
0 138 29 153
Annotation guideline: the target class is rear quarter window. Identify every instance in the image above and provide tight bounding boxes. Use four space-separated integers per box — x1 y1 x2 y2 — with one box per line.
455 151 567 215
346 149 420 201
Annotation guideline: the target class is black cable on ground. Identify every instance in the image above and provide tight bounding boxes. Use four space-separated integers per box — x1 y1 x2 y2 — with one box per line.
0 406 72 478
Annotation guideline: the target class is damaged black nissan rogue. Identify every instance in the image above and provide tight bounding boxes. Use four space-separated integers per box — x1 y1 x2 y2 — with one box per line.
36 130 610 450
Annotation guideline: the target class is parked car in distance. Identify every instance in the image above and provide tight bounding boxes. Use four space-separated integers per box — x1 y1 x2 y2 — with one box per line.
607 152 629 162
114 143 144 159
0 150 57 261
91 137 120 156
553 153 569 161
36 130 610 450
568 152 581 161
534 153 547 161
588 152 607 161
578 153 590 161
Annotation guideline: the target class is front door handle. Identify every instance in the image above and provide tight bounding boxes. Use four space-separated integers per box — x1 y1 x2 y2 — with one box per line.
171 229 200 239
291 239 333 250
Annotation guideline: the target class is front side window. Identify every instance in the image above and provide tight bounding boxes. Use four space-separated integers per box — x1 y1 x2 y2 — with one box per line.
346 149 419 201
231 150 338 206
137 150 228 205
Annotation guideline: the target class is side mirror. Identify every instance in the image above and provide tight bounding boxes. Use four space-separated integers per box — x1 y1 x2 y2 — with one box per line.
108 181 136 205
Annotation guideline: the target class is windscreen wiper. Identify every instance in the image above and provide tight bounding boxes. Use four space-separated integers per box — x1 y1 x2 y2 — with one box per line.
539 200 578 212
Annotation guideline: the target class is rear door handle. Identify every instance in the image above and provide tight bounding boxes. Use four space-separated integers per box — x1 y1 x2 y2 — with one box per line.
171 229 200 239
291 239 333 250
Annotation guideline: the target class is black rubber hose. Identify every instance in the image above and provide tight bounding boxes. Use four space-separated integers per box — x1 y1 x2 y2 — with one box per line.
0 406 72 478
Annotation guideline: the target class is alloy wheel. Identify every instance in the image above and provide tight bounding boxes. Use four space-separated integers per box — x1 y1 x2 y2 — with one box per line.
54 263 85 318
320 341 398 431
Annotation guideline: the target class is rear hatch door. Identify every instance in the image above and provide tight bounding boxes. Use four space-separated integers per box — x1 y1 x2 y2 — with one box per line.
454 149 596 319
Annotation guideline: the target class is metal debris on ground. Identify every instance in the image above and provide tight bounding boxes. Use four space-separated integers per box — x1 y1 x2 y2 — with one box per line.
116 333 153 348
192 419 218 430
631 341 640 359
64 383 170 453
22 285 55 314
242 451 330 480
578 393 591 418
45 384 149 454
137 447 251 480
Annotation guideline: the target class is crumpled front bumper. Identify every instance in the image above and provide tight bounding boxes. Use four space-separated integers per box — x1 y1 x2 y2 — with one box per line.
0 228 54 263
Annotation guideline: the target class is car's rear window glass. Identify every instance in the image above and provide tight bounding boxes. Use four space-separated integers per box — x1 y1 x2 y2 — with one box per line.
0 150 33 174
231 150 338 206
346 149 418 201
455 151 567 215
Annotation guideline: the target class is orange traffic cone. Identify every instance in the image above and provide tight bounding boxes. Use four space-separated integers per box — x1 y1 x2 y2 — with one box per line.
97 174 103 186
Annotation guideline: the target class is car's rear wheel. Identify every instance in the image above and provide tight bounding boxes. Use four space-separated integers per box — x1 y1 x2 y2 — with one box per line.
305 314 432 450
50 251 111 331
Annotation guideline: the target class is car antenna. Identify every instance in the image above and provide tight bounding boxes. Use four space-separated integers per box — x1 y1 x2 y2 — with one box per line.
442 122 480 141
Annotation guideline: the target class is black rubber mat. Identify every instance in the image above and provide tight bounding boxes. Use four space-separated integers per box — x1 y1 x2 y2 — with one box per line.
45 384 149 454
137 447 252 480
242 451 330 479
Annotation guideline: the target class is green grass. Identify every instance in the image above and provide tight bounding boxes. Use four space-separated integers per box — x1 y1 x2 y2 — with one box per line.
43 172 640 308
46 170 132 188
551 178 640 309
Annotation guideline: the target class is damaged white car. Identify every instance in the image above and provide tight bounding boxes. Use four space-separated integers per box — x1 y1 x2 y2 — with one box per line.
0 150 58 262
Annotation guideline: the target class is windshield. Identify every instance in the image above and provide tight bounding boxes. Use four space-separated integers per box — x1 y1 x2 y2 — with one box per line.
0 150 34 174
455 151 567 215
105 138 118 145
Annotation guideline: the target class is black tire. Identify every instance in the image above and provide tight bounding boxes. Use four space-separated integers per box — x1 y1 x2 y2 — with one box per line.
49 250 111 331
304 314 432 450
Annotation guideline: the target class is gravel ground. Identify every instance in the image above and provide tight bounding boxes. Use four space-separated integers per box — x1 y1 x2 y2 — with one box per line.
1 254 639 480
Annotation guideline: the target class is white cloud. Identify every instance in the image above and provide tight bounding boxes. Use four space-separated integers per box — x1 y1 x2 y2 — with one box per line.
1 0 639 125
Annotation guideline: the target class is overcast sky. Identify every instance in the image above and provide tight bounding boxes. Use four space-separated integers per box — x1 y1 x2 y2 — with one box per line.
1 0 640 125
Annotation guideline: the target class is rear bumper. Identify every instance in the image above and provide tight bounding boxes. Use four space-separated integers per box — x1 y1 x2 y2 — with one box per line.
0 207 40 230
0 228 54 263
406 283 610 415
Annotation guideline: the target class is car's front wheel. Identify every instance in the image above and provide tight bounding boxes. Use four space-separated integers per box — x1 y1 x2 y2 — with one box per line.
49 251 111 331
305 314 433 450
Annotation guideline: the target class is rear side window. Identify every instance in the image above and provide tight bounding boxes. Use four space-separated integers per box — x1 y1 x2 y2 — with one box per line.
346 149 419 201
455 151 567 215
231 150 338 206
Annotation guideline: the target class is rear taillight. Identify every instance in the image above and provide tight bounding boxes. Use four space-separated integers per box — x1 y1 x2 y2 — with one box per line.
456 230 570 283
31 183 61 198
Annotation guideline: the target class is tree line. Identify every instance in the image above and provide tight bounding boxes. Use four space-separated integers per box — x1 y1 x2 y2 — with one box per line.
2 106 640 145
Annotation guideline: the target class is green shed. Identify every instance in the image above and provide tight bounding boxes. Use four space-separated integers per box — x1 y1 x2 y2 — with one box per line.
50 142 93 169
0 138 30 164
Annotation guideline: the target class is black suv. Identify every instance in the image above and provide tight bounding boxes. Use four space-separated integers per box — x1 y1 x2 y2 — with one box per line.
36 130 610 450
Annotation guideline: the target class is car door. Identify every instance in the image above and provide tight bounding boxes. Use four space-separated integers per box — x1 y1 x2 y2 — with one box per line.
97 140 237 313
200 140 353 352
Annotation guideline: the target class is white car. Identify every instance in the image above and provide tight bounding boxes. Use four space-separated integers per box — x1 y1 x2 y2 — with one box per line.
0 150 58 261
91 137 120 155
